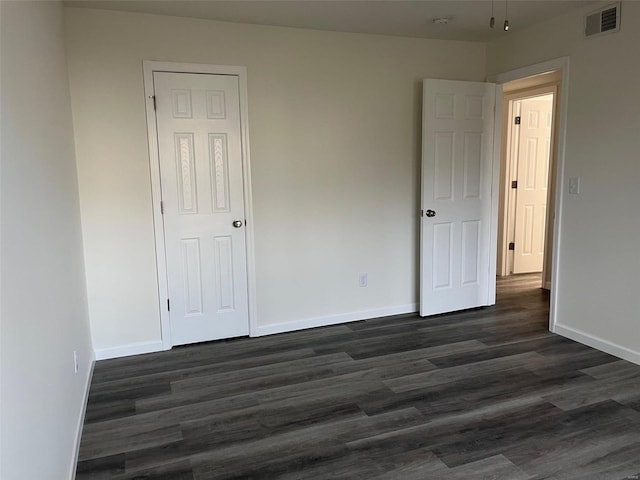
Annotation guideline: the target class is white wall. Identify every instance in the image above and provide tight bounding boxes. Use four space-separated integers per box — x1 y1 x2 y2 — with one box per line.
0 1 93 478
487 1 640 363
64 7 486 354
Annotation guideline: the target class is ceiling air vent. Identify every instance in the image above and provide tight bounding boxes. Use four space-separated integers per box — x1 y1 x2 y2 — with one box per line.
585 3 621 38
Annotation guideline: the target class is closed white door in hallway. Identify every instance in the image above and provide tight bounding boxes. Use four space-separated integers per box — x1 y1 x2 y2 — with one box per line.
513 94 553 274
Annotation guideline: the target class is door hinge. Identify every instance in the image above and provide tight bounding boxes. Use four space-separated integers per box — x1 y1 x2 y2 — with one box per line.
167 298 170 311
421 209 424 217
151 95 157 111
508 242 515 251
511 180 518 189
514 116 521 125
160 201 164 214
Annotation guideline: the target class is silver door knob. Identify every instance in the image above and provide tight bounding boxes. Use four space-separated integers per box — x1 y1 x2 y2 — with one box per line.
232 220 244 228
425 209 436 218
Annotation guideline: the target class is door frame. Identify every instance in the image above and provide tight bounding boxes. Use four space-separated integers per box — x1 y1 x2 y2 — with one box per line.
142 61 258 350
500 86 557 279
488 56 570 333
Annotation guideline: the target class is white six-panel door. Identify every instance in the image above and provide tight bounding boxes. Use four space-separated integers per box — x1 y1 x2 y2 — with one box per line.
513 94 553 274
154 72 249 346
420 79 495 316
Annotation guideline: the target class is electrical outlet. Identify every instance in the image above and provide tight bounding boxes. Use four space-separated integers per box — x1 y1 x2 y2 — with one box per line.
359 273 368 287
73 351 79 374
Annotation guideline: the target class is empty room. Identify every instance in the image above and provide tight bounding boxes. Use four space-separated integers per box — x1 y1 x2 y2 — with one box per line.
2 1 640 479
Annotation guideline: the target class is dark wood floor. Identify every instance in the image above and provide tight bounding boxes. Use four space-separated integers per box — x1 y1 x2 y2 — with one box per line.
77 274 640 479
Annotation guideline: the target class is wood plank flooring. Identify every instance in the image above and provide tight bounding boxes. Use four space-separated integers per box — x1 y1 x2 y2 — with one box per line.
76 274 640 479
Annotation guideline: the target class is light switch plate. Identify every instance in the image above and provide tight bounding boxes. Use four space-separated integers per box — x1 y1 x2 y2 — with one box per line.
569 177 580 194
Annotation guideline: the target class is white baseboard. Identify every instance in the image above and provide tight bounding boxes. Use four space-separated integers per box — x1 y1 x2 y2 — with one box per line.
553 323 640 366
94 340 163 360
254 303 418 337
70 351 95 479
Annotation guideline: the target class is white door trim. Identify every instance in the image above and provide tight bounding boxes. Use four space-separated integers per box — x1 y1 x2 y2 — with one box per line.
142 61 258 350
488 56 570 334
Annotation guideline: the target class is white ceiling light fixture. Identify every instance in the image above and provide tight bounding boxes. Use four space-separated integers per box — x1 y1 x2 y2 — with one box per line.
432 16 452 25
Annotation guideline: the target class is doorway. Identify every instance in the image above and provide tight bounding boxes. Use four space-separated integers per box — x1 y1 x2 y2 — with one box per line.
419 58 569 333
497 72 561 291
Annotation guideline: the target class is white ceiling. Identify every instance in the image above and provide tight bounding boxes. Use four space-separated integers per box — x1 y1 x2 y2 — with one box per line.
65 0 596 42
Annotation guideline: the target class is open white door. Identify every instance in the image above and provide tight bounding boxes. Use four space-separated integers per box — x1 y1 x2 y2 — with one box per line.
420 79 496 317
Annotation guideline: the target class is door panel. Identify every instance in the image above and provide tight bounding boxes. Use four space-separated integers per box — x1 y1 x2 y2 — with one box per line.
420 79 495 316
513 94 553 274
154 72 249 346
